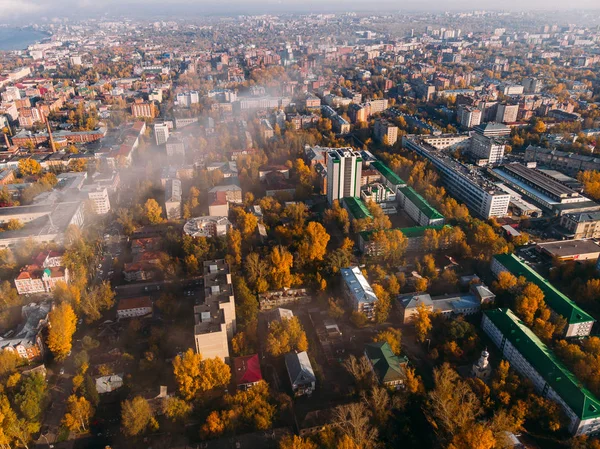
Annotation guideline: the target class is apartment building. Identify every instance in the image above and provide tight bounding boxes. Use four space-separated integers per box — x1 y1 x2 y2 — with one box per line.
164 179 182 220
154 122 170 145
470 133 505 166
490 253 594 337
403 136 510 218
341 266 378 320
194 260 236 361
483 308 600 435
374 119 399 146
457 105 482 128
82 186 111 215
525 146 600 175
131 102 155 118
495 103 519 123
326 148 363 205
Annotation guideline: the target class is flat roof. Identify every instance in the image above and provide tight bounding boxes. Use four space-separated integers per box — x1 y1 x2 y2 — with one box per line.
537 240 600 258
493 253 594 324
485 308 600 421
498 164 579 200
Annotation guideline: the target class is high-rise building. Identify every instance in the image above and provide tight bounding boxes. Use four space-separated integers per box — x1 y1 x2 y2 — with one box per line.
374 119 398 146
326 148 363 205
470 133 506 166
457 105 482 128
495 103 519 123
523 77 542 94
154 123 170 145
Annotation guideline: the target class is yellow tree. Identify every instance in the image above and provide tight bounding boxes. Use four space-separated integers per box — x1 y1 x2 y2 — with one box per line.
226 229 242 266
47 302 77 360
121 396 158 437
372 283 391 323
268 246 294 289
266 316 308 357
5 219 23 231
447 423 496 449
173 349 231 401
515 283 545 325
53 281 81 308
63 395 94 432
235 208 258 239
492 272 517 294
578 171 600 201
298 221 330 263
413 302 432 343
18 158 42 176
373 328 402 355
144 198 163 224
279 435 317 449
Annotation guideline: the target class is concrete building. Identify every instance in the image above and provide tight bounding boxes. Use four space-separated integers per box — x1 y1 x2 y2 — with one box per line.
164 179 182 220
396 186 445 227
398 282 494 325
82 186 111 215
326 148 362 205
208 184 243 205
470 133 505 166
183 216 231 238
525 146 600 175
457 105 482 128
117 297 153 319
374 119 398 146
166 134 185 157
403 136 510 218
258 288 311 310
483 308 600 435
536 240 600 261
14 254 69 295
194 260 236 361
341 266 378 320
490 163 599 215
560 212 600 239
473 122 511 138
491 253 594 337
154 122 170 145
495 103 519 123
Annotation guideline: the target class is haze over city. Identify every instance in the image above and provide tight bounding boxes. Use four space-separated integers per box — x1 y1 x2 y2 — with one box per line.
0 4 599 449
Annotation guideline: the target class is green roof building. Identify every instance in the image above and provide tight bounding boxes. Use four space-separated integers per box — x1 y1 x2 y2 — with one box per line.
397 185 445 226
483 308 600 435
491 253 594 337
364 341 408 388
371 160 407 191
342 197 372 221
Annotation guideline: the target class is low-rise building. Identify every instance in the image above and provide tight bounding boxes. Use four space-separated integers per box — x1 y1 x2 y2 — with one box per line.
116 297 153 319
258 288 311 310
164 179 182 220
14 251 69 295
0 301 51 360
483 308 600 435
396 186 444 227
183 216 231 238
398 282 495 325
364 342 408 388
536 240 600 261
233 354 263 391
285 351 316 397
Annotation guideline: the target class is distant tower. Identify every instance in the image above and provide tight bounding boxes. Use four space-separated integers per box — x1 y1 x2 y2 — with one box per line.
472 349 492 381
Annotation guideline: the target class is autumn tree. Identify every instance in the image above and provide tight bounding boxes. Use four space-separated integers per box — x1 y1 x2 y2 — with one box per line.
162 397 192 422
447 423 496 449
234 208 258 239
426 363 482 439
373 328 402 355
18 159 42 176
492 272 518 294
578 171 600 201
342 355 374 391
279 435 317 449
226 228 242 266
144 198 163 224
265 316 308 357
268 246 294 289
298 222 330 264
63 395 94 432
334 402 378 448
47 302 77 361
53 281 81 308
413 302 432 343
370 229 408 265
514 282 545 326
80 281 115 323
372 283 391 323
245 252 269 293
121 396 158 437
172 349 231 401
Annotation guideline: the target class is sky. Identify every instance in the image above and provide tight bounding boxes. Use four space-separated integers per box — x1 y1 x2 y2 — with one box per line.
0 0 599 22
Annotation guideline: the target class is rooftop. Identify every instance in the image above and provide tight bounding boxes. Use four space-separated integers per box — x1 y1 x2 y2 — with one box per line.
341 266 377 305
485 308 600 421
493 253 594 325
342 197 372 221
371 160 406 187
398 186 444 220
